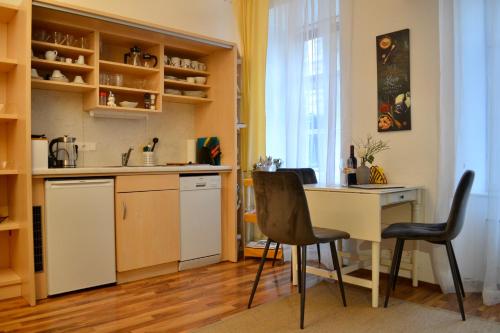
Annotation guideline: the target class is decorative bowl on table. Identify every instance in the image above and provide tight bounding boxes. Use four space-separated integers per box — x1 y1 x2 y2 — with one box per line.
119 101 138 108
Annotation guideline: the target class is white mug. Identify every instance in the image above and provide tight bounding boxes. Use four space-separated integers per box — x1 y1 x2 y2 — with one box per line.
31 68 40 78
170 57 181 67
65 58 73 64
197 62 207 71
73 75 85 84
76 55 85 65
45 50 58 61
51 69 63 78
191 60 199 70
181 58 191 68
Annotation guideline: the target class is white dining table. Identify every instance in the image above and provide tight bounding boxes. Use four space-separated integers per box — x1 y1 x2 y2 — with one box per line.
291 184 424 307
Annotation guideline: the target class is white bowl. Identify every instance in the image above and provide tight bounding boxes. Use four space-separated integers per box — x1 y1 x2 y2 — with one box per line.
183 90 206 98
119 101 139 108
165 89 182 95
194 77 207 85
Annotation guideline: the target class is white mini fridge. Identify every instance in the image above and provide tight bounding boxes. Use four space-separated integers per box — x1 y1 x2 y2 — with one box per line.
179 175 221 270
45 178 116 295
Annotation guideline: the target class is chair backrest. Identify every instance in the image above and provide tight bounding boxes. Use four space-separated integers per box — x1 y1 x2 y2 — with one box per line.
276 168 318 185
445 170 475 240
252 171 318 246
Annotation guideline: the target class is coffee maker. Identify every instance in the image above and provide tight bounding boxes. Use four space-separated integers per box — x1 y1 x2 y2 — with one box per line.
49 136 78 168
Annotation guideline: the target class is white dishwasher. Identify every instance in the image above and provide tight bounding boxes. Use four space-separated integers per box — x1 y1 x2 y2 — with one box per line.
45 178 116 295
179 175 221 270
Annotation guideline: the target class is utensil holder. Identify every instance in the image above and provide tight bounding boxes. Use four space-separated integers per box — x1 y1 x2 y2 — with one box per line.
143 152 155 166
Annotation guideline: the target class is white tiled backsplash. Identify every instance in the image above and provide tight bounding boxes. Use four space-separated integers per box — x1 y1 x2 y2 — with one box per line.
31 90 195 167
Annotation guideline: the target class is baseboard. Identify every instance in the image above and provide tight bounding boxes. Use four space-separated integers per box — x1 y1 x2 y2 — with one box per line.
117 262 178 284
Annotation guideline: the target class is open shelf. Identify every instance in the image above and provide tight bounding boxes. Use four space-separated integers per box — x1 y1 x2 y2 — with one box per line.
164 79 210 90
0 220 21 232
88 105 160 113
31 58 93 73
0 114 18 122
32 79 96 93
163 94 213 104
31 40 94 57
0 268 21 288
100 84 158 95
164 65 209 77
0 169 19 175
0 4 17 24
99 60 159 76
0 58 17 73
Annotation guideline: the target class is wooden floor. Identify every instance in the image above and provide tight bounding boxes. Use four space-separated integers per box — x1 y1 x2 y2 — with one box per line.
0 259 499 332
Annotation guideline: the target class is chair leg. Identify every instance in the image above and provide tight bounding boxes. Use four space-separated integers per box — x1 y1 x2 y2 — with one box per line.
392 239 405 291
272 242 280 267
300 245 307 329
248 238 272 309
448 242 466 298
446 241 466 321
330 241 347 307
316 243 321 265
384 239 402 308
297 245 302 293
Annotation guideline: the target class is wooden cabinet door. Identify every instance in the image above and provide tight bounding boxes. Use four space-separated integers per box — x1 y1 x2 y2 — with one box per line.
115 190 179 272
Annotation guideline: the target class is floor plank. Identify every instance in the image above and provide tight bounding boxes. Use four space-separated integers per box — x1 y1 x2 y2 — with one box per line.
0 259 498 332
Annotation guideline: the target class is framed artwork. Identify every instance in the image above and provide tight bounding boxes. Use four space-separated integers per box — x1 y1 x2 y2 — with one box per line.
376 29 411 132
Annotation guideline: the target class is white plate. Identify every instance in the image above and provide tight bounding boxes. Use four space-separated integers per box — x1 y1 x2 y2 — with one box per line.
119 101 139 108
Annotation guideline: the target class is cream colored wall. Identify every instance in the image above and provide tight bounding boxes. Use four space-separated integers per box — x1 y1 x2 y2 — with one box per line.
31 89 195 166
350 0 439 283
34 0 238 43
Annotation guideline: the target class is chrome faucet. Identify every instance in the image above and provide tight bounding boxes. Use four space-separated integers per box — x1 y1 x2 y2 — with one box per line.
121 147 134 166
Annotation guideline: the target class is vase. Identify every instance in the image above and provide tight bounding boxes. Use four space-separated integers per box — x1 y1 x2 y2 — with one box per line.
356 162 371 185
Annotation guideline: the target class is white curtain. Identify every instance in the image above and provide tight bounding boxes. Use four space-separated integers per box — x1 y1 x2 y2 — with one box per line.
266 0 352 185
438 0 500 305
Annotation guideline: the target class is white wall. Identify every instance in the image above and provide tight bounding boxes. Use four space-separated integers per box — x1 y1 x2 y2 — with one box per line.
350 0 440 283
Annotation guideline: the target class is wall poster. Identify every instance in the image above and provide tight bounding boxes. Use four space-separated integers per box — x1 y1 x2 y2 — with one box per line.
376 29 411 132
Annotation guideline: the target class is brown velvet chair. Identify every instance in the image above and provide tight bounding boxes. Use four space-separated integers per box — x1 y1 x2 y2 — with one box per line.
382 170 474 321
248 171 350 329
273 168 322 267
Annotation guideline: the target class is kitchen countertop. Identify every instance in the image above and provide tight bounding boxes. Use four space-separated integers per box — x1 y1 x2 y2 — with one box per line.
32 165 233 177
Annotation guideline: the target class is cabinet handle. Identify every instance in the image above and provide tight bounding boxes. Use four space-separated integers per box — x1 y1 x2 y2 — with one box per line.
122 201 127 220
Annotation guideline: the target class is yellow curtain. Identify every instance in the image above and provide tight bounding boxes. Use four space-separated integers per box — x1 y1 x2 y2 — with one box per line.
234 0 269 171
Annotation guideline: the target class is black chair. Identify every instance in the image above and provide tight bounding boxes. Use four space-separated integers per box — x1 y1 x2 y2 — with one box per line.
382 170 474 321
273 168 322 267
248 171 350 329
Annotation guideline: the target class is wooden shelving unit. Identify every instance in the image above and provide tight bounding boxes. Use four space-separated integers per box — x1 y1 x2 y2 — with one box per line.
0 0 35 306
164 79 210 90
31 79 95 92
31 40 94 56
31 58 93 73
0 58 17 72
99 60 159 75
162 94 212 104
0 113 18 122
0 220 21 232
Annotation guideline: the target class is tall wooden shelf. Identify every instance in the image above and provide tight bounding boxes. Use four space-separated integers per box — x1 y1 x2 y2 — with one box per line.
0 0 35 306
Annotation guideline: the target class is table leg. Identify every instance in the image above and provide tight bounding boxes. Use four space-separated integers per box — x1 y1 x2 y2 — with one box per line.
411 189 423 287
372 241 380 308
292 245 298 286
337 239 343 266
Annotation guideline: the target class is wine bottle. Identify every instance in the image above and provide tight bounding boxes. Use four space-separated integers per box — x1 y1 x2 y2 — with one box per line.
347 145 357 186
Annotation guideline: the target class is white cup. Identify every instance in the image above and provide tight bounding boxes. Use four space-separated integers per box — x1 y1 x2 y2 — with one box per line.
51 69 63 78
191 60 199 70
76 55 85 65
65 58 73 64
197 62 206 71
194 76 207 85
45 50 58 61
186 77 195 83
181 58 191 68
31 68 40 78
170 57 181 67
73 75 85 84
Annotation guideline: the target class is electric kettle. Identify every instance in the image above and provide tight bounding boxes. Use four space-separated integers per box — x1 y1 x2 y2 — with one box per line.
49 136 78 168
